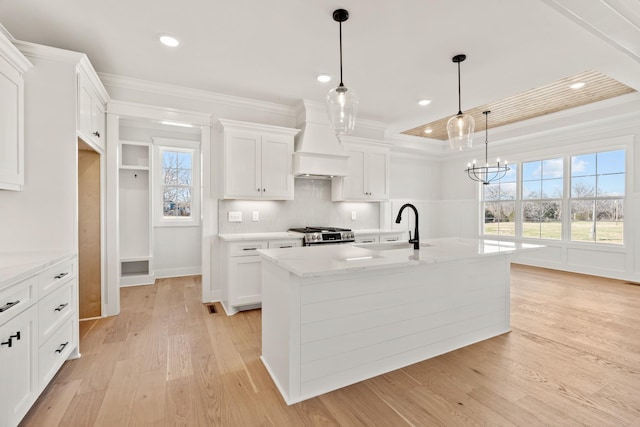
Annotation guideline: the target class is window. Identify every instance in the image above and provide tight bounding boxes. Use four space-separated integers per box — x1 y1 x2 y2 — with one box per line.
153 138 200 226
570 149 624 244
482 164 517 237
521 158 563 239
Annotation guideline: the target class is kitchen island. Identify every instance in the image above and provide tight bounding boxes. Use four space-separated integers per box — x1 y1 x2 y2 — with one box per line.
258 237 543 405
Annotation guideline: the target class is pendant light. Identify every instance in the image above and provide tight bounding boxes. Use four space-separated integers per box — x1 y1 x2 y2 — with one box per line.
446 54 475 150
326 9 358 136
465 111 509 185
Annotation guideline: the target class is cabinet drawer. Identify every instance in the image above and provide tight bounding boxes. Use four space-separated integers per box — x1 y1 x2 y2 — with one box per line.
229 241 267 257
38 317 74 391
39 280 74 342
38 257 75 297
0 276 37 326
268 239 302 249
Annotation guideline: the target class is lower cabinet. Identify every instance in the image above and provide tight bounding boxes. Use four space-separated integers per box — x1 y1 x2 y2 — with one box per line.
0 305 38 427
0 254 77 427
222 238 302 315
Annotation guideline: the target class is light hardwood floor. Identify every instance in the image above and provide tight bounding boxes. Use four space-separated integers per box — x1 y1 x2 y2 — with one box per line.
20 265 640 426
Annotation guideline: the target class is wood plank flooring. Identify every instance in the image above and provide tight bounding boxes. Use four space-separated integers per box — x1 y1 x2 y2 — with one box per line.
19 265 640 426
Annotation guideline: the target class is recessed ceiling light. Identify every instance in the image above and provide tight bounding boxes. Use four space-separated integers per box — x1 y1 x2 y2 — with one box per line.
418 99 431 106
570 82 585 89
317 74 332 83
424 129 433 134
160 35 180 47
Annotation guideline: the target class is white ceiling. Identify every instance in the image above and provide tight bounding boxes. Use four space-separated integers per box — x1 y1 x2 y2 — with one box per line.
1 0 639 136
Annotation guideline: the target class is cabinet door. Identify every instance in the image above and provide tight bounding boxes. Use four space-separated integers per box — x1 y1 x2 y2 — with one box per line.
0 305 38 427
77 76 93 141
229 256 262 307
224 131 262 199
344 149 367 200
367 151 389 200
91 100 105 148
261 134 293 199
0 56 24 191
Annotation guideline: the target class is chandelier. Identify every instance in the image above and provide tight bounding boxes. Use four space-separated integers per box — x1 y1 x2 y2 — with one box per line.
465 111 509 185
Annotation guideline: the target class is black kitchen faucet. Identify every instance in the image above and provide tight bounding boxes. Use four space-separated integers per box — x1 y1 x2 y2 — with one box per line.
395 203 420 250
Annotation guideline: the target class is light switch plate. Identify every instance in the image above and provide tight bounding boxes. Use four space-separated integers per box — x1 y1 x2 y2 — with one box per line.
252 211 259 221
351 211 357 220
228 211 242 222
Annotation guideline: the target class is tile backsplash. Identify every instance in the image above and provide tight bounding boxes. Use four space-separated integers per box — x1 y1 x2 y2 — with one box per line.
218 179 380 233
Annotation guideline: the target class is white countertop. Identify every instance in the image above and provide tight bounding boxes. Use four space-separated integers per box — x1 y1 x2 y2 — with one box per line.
218 231 304 242
0 250 75 290
258 237 544 278
352 229 404 235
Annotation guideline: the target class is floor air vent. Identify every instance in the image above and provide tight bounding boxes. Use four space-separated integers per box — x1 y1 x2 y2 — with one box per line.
206 304 218 314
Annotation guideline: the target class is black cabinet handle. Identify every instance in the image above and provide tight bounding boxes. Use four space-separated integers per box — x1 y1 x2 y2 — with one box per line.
0 300 19 312
280 245 292 248
242 247 257 251
54 303 69 312
1 338 12 348
54 272 69 280
10 331 20 341
55 341 69 353
93 131 100 138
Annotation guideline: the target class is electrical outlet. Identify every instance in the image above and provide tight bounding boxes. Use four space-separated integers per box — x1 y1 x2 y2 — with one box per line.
351 211 357 221
228 211 242 222
252 211 259 221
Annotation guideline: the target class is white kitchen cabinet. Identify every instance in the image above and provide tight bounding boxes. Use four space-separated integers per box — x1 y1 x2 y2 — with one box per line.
0 34 32 191
355 234 379 244
218 119 299 200
0 305 38 427
77 67 107 149
332 139 390 202
221 236 303 315
0 253 77 427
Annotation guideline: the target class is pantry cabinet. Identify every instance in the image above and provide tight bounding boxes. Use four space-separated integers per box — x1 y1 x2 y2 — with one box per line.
0 34 32 191
332 139 391 202
77 67 107 149
218 119 299 200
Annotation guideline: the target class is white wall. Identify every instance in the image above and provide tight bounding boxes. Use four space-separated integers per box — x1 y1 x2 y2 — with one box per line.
0 53 78 252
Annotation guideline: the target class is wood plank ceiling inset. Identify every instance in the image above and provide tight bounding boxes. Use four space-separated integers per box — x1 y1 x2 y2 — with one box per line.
402 70 636 140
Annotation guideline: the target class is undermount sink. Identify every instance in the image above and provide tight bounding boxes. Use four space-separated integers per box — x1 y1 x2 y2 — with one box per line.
354 241 432 251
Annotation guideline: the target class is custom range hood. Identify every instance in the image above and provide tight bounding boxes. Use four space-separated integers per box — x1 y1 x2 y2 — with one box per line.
293 100 349 178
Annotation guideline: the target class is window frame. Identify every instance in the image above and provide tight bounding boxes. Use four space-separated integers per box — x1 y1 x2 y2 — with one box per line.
152 137 201 227
478 138 629 247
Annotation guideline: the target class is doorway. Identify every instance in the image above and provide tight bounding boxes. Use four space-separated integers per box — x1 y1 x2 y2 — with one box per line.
78 138 102 318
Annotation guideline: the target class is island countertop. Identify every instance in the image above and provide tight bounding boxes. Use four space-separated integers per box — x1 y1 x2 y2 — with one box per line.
257 237 543 278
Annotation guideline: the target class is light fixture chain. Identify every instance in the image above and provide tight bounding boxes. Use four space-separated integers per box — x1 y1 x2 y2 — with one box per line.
485 112 489 165
339 20 344 86
457 61 462 115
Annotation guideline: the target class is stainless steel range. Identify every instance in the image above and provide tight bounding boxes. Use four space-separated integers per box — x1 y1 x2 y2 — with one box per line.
289 226 355 246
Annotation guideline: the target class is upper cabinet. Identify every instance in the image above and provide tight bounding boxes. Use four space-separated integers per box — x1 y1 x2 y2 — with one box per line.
218 119 299 200
0 34 32 191
332 137 391 202
77 59 108 149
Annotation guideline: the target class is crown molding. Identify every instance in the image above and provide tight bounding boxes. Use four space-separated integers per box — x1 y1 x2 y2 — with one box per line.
108 99 212 127
0 34 32 73
13 40 84 64
216 118 299 136
98 73 296 118
77 56 109 104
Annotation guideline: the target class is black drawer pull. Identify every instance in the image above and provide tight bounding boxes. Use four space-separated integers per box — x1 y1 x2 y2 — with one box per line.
242 248 258 251
54 272 69 280
280 245 293 248
0 300 19 313
1 338 11 348
55 341 69 353
10 331 20 341
54 303 69 312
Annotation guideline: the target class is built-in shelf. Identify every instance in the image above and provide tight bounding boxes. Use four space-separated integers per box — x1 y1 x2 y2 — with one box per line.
119 140 153 287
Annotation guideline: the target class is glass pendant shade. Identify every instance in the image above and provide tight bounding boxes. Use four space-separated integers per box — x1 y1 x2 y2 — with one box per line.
447 112 475 150
326 84 359 135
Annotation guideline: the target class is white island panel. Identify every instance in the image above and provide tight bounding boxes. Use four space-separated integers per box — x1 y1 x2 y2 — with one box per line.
260 238 543 404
